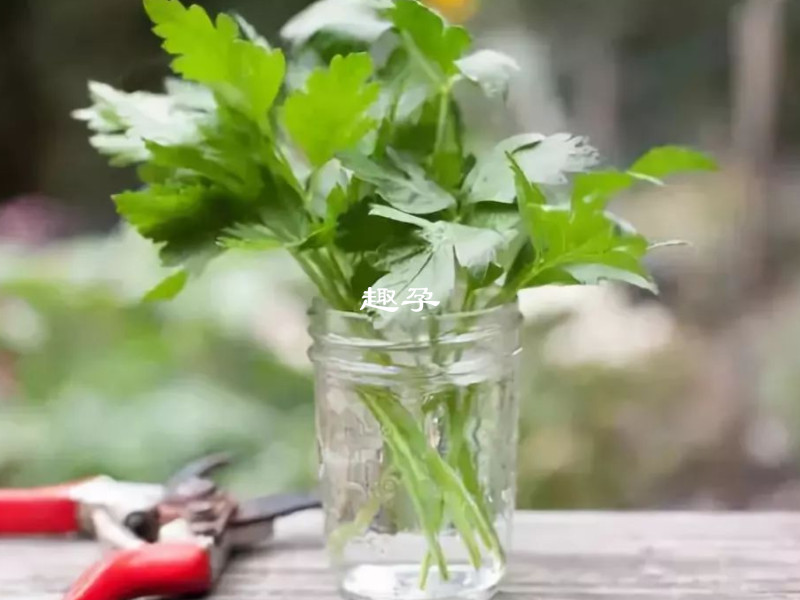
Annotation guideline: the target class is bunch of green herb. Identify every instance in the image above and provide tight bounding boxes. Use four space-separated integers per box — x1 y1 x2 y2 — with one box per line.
75 0 716 585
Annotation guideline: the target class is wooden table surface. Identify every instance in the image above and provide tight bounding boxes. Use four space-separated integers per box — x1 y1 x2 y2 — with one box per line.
1 512 798 599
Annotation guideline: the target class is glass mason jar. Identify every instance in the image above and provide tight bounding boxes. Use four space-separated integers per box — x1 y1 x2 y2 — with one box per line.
309 300 522 600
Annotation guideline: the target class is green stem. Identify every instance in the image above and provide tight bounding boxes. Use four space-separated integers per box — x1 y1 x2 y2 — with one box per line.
295 253 350 309
419 552 434 590
433 89 450 160
401 31 442 86
334 317 506 591
377 392 502 560
328 467 399 559
324 247 353 304
360 390 451 581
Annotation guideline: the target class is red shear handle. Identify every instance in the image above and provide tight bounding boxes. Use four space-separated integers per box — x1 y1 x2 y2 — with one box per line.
64 543 212 600
0 484 81 535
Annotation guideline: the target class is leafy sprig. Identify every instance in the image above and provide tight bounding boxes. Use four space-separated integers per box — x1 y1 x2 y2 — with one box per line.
75 0 716 317
75 0 718 585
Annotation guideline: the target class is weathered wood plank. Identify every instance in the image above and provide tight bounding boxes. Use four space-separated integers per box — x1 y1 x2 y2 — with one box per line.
1 512 799 599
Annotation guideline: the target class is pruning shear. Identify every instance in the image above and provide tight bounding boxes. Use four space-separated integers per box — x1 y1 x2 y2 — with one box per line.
0 454 320 600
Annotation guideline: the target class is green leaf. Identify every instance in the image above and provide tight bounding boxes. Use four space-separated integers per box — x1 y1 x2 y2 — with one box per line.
466 202 520 233
308 159 350 219
296 185 352 251
145 141 244 192
630 146 717 180
201 106 287 196
468 262 504 290
144 0 286 122
428 222 507 276
372 244 456 325
467 133 599 203
379 48 433 123
365 199 504 323
528 206 654 292
218 223 283 251
509 152 546 255
369 207 506 279
296 226 336 251
281 0 392 47
350 259 385 296
523 267 579 287
563 263 657 293
144 0 239 81
387 95 459 178
139 103 295 205
456 50 519 98
218 42 287 124
571 171 637 210
507 153 655 294
390 0 471 80
335 199 418 252
143 270 189 302
570 147 717 211
283 53 381 166
369 205 432 228
325 184 352 223
72 81 211 166
113 183 249 262
466 201 525 272
340 150 456 214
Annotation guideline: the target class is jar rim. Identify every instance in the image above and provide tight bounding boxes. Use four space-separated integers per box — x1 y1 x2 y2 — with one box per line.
308 297 522 366
309 297 521 324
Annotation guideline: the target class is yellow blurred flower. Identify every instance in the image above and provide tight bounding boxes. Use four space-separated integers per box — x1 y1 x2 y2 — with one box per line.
425 0 479 23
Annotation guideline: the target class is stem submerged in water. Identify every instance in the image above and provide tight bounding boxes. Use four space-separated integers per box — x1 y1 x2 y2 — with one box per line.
314 299 508 591
356 385 503 590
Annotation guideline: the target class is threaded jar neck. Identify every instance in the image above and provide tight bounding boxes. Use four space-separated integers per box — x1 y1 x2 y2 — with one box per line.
308 299 522 383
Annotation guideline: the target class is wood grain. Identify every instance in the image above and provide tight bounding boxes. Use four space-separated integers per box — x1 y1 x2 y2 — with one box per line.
1 512 799 599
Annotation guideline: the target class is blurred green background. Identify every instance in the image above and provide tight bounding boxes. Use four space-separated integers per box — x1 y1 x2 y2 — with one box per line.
1 0 799 509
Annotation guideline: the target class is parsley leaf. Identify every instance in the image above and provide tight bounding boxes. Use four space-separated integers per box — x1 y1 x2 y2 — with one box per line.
341 150 456 214
143 270 190 302
571 171 639 210
113 183 241 263
367 211 507 324
370 205 507 277
508 154 655 293
572 146 719 210
72 81 212 166
281 0 392 48
456 50 519 98
144 0 286 122
144 0 239 80
336 200 418 252
426 222 507 278
77 0 716 314
218 224 283 251
389 0 471 80
369 205 432 228
282 53 381 167
76 1 719 584
372 245 456 325
631 146 718 180
467 133 599 204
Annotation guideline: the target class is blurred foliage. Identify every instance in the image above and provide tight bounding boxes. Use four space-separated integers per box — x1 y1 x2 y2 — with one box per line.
514 292 702 509
2 0 800 510
0 231 317 496
0 230 704 509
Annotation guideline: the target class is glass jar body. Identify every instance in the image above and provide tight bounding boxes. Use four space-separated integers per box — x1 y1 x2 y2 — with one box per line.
310 302 522 600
